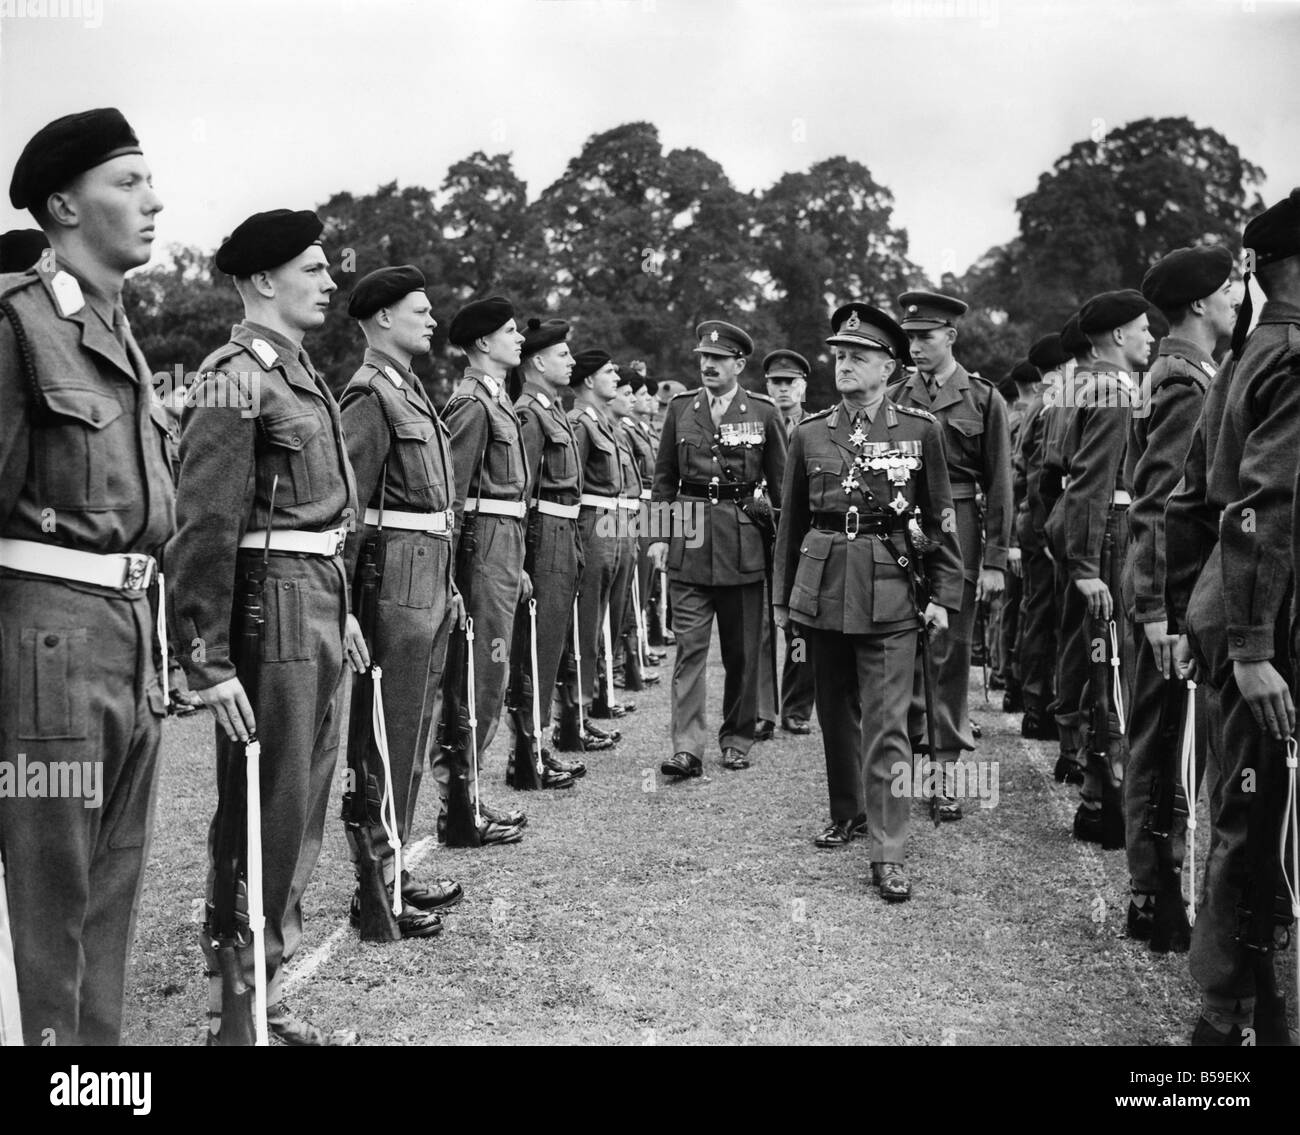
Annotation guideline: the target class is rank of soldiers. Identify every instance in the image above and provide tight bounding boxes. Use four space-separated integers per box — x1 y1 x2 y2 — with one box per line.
1 106 1298 1051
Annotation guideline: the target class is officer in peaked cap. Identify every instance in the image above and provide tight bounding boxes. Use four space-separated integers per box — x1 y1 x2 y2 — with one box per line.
169 207 362 1045
1120 247 1234 950
650 319 786 778
774 302 963 900
890 290 1012 821
0 107 172 1046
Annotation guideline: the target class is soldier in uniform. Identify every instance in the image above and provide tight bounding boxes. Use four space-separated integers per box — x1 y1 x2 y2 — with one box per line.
1177 190 1300 1044
650 321 786 777
890 292 1011 820
774 304 962 900
1121 247 1234 946
0 108 172 1046
337 266 465 939
614 367 661 692
1045 290 1152 848
509 317 586 782
434 297 529 844
566 350 640 727
171 208 360 1044
763 349 815 735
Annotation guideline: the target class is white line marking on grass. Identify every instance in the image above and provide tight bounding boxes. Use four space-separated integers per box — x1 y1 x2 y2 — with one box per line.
279 836 435 997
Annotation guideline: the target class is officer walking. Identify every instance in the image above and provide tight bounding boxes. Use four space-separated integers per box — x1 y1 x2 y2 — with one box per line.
774 304 962 900
170 208 360 1045
650 321 786 777
890 292 1011 820
0 108 172 1046
337 266 465 940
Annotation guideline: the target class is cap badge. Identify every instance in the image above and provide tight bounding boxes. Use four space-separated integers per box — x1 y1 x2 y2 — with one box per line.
907 304 918 314
843 311 861 332
709 330 720 343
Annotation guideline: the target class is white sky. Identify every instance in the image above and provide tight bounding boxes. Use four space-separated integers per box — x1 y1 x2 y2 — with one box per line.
2 0 1297 279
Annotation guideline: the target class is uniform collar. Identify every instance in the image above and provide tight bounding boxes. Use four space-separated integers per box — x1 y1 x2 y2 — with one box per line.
522 380 558 410
464 365 506 403
1157 335 1216 374
707 383 739 416
34 259 137 381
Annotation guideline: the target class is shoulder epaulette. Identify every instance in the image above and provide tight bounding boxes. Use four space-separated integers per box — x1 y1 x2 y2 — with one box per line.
896 404 937 422
197 341 249 375
0 271 40 304
798 406 834 426
671 388 696 400
747 390 775 405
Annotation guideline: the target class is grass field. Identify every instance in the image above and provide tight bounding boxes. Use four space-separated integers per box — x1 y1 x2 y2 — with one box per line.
123 640 1216 1046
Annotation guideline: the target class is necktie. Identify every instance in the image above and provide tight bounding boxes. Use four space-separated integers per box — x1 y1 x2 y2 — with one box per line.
711 396 723 425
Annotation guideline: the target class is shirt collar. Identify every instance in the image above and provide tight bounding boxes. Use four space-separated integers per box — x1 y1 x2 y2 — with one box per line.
709 384 739 415
929 358 958 388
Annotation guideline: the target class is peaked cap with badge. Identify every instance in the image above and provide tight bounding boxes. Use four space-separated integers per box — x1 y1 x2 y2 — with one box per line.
897 291 969 332
693 319 754 358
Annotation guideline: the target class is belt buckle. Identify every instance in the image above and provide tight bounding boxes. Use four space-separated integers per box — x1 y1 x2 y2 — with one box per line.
845 506 860 541
120 553 156 591
707 478 720 505
330 527 346 556
443 508 454 531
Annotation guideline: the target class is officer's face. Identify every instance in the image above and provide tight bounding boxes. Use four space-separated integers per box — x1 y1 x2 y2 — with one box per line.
907 328 955 373
388 291 436 357
482 320 524 368
589 361 620 401
834 346 896 399
535 340 575 386
766 377 795 409
61 153 164 272
699 352 743 392
267 245 336 331
1117 314 1154 370
1200 278 1237 340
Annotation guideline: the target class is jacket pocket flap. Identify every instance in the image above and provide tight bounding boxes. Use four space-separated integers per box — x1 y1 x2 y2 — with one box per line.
42 387 124 430
262 412 322 451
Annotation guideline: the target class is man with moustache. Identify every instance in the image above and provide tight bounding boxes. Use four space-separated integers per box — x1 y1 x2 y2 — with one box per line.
774 305 962 900
890 292 1012 821
1121 247 1235 947
337 266 465 940
509 318 587 780
0 108 172 1046
650 321 786 778
434 297 530 845
170 208 361 1044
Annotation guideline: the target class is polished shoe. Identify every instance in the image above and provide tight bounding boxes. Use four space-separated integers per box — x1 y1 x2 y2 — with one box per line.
1021 711 1057 741
401 873 463 911
581 728 617 750
1126 898 1154 941
721 746 751 770
870 862 912 902
753 720 775 743
936 794 963 822
1072 802 1124 850
988 673 1006 691
641 670 661 685
661 751 702 779
584 719 621 743
620 670 660 689
815 814 867 848
1053 754 1084 784
970 720 982 739
544 751 587 779
436 810 524 846
267 1002 359 1046
479 800 526 828
645 649 665 665
542 767 577 790
349 892 443 939
782 716 812 735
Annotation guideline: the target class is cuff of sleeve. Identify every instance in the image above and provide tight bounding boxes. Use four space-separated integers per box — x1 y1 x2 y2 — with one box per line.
983 545 1009 570
1133 595 1167 623
1226 625 1275 662
181 649 235 693
1068 559 1101 582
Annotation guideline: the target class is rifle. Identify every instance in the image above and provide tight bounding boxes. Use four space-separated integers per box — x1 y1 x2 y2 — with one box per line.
898 507 942 827
1085 527 1125 850
631 563 649 670
0 849 22 1046
554 598 587 751
206 477 275 1046
1143 676 1193 952
506 597 544 790
439 501 483 846
342 521 402 941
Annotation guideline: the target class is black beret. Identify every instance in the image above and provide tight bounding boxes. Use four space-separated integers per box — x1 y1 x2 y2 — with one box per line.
1141 246 1234 310
215 209 324 277
9 107 142 212
616 365 645 393
570 349 613 384
642 377 659 397
1010 360 1041 387
520 316 570 358
1060 314 1090 358
0 229 49 273
1243 187 1300 268
1146 305 1171 340
827 302 910 361
897 290 968 330
1078 289 1149 335
448 295 514 347
1027 333 1069 371
346 265 426 319
762 349 811 380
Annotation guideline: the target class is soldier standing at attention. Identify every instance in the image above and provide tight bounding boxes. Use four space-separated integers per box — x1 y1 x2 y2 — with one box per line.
890 292 1011 820
171 208 361 1045
1121 247 1234 946
434 297 529 845
337 266 465 939
614 367 661 692
510 317 585 784
774 304 962 900
650 321 786 778
0 108 172 1046
762 349 815 735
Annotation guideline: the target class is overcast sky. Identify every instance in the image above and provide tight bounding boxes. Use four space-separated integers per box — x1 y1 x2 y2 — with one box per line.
2 0 1297 280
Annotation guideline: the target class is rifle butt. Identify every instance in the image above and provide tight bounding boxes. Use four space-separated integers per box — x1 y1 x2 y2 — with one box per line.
442 772 482 847
208 943 256 1047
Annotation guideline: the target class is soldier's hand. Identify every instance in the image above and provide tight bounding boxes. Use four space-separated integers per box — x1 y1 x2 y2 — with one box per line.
976 567 1005 602
923 602 949 635
1172 634 1198 683
450 584 466 630
774 604 790 630
520 572 534 604
648 541 668 572
1074 576 1112 621
1142 618 1180 679
344 614 370 674
1234 659 1295 741
1006 548 1022 579
196 677 256 743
